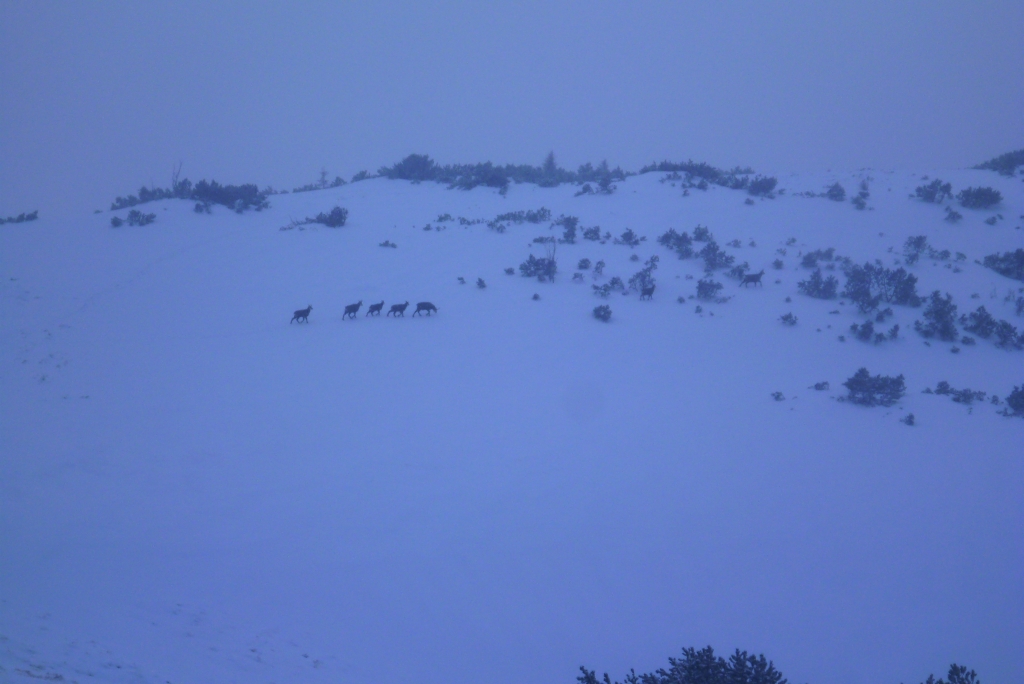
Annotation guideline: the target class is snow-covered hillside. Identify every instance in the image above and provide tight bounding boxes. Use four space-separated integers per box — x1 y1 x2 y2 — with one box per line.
1 168 1022 684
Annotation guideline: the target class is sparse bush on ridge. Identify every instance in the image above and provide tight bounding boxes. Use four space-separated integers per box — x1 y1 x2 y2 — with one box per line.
578 645 785 684
378 153 628 192
957 186 1002 209
974 148 1024 176
914 179 953 203
0 210 38 225
982 249 1024 282
747 175 778 197
111 176 270 213
126 209 156 226
293 169 347 193
842 368 905 406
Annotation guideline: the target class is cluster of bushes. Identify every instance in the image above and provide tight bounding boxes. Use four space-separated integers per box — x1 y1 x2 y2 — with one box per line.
974 148 1024 176
928 381 987 406
639 160 774 196
488 207 553 233
843 262 921 312
914 179 953 203
957 187 1002 209
982 249 1024 282
825 182 846 201
555 215 578 243
850 320 900 343
698 241 735 271
696 277 724 301
627 256 659 292
614 229 644 247
960 305 1023 349
851 179 870 209
112 177 271 213
902 236 956 264
843 368 905 406
578 645 785 684
800 247 848 269
280 206 349 231
1005 384 1024 418
379 153 628 193
796 268 838 299
111 209 156 227
0 210 38 224
658 228 695 259
519 253 557 281
593 277 625 298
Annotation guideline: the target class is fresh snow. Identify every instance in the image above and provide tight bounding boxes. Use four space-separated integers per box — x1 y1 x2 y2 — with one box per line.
1 169 1022 684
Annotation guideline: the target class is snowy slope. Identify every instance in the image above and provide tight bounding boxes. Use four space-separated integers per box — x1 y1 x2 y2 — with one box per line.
1 169 1022 684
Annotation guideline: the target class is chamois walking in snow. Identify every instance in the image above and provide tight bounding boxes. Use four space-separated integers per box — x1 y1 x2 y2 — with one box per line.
366 300 385 316
740 270 765 287
412 302 438 316
290 305 312 324
387 301 409 317
343 301 362 319
640 284 656 300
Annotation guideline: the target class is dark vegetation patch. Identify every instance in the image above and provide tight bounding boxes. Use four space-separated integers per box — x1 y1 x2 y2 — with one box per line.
112 175 270 213
928 381 987 406
957 186 1002 209
280 206 349 231
627 256 659 292
915 291 958 341
842 368 905 406
658 228 694 259
292 169 347 193
914 179 953 203
0 210 38 225
849 320 900 344
592 305 612 322
698 241 735 271
379 153 627 193
797 269 839 299
974 148 1024 176
982 249 1024 282
638 161 772 196
960 305 1023 349
1004 384 1024 417
843 262 921 312
578 645 787 684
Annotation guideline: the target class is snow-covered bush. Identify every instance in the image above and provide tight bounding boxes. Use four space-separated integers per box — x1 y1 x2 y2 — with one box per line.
843 263 921 312
779 312 798 326
519 254 557 281
914 179 953 203
842 368 905 406
692 225 713 242
311 206 348 228
696 277 723 300
747 175 778 197
0 210 38 224
944 206 963 223
915 291 959 341
112 178 270 213
797 269 839 299
110 216 123 227
614 229 643 247
933 381 986 405
126 209 156 226
592 305 612 322
578 645 786 684
801 248 837 269
698 241 735 271
850 320 899 343
556 215 579 243
982 249 1024 282
658 228 694 259
1003 384 1024 417
957 186 1002 209
825 182 846 201
578 258 591 270
903 236 928 264
628 256 659 292
582 226 601 241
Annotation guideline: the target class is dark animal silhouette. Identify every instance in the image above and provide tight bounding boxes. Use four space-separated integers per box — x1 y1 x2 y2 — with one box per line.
387 301 409 317
412 302 438 316
740 270 766 287
290 305 312 324
366 300 385 316
640 284 656 300
343 300 362 319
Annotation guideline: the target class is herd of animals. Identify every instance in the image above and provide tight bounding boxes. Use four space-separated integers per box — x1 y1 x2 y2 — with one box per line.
290 301 437 323
288 268 764 324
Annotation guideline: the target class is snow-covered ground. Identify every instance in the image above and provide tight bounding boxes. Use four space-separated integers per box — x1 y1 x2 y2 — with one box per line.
1 169 1021 684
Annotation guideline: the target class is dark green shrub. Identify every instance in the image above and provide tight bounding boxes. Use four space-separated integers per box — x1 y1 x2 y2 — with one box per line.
312 206 348 228
843 368 905 406
0 210 38 224
747 175 778 196
696 277 723 300
126 209 156 226
843 262 921 312
614 229 643 247
915 291 959 341
974 148 1024 176
957 186 1002 209
592 305 611 322
915 179 953 203
698 241 735 271
519 254 557 281
797 269 839 299
1003 384 1024 417
825 182 846 201
982 249 1024 281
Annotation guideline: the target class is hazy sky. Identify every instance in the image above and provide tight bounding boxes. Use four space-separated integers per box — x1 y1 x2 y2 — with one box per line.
2 1 1022 216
